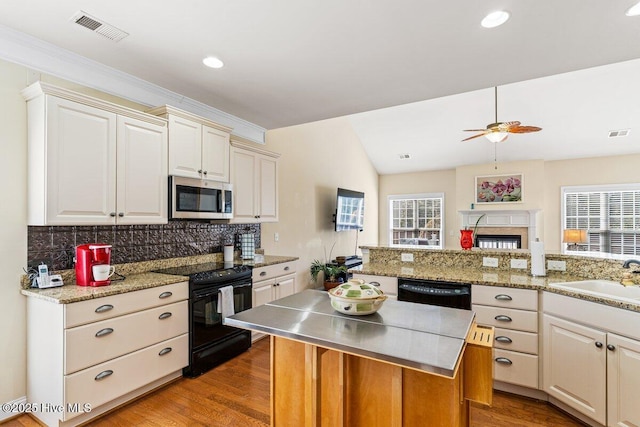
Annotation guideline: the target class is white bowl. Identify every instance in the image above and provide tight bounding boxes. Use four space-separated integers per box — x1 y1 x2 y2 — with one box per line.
328 279 387 315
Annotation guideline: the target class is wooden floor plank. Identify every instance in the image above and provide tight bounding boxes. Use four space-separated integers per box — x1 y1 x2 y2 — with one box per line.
7 337 585 426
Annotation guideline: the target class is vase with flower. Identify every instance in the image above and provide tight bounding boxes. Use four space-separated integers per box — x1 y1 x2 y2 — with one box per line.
460 214 485 250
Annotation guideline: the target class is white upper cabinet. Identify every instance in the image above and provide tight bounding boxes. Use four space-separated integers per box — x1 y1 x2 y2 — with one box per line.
230 137 280 223
148 106 231 182
22 82 168 226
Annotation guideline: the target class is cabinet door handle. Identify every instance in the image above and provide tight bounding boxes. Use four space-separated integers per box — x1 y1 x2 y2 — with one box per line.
203 170 208 175
260 271 267 277
118 212 124 217
494 294 513 301
607 344 616 351
495 357 513 365
109 212 116 217
95 304 114 313
198 169 203 174
284 266 290 271
494 315 512 322
159 291 173 299
370 281 381 287
158 312 172 320
95 328 114 338
159 347 172 356
495 336 512 343
595 341 603 348
95 370 113 381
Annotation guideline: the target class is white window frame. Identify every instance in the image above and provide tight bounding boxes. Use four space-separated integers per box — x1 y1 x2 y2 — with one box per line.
388 192 445 249
561 183 640 259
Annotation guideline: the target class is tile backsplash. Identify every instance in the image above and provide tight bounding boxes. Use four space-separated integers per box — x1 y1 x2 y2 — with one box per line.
28 221 261 271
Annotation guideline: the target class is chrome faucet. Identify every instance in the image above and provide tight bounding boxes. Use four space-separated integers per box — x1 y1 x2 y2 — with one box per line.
622 259 640 269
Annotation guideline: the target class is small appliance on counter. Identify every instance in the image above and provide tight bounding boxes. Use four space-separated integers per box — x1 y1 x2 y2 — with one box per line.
75 243 114 286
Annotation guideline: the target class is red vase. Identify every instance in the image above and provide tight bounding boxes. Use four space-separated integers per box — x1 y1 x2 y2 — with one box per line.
460 229 474 250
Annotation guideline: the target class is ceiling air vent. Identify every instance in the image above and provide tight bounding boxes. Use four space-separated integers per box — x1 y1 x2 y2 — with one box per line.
608 129 630 138
398 153 411 159
70 11 129 42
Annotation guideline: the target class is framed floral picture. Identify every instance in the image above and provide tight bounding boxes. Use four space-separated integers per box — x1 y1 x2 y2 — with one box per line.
475 174 523 203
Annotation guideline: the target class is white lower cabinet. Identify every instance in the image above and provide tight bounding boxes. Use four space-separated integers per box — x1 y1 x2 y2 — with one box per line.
543 292 640 427
26 282 189 427
252 261 297 307
472 285 539 389
351 273 398 300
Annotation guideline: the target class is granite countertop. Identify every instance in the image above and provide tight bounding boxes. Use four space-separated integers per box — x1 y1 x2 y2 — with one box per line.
20 272 188 304
21 254 299 304
225 289 475 377
353 262 640 313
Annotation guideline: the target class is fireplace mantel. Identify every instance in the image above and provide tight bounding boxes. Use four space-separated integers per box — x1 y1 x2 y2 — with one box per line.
459 210 540 247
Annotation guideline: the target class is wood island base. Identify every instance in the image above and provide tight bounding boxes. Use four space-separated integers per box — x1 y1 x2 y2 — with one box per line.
270 323 493 427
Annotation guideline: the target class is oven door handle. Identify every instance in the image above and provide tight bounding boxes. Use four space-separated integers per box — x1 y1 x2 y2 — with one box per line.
193 282 252 299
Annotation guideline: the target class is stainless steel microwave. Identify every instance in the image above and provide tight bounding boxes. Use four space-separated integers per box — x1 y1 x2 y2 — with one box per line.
169 176 233 220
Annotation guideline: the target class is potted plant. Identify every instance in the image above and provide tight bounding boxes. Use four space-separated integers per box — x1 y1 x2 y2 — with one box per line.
310 260 347 290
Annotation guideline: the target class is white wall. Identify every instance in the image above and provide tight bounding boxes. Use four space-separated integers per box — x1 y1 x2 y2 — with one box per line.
0 60 28 406
261 117 379 289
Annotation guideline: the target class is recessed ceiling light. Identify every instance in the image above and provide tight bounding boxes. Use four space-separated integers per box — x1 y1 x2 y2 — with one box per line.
626 1 640 16
481 11 510 28
202 56 224 69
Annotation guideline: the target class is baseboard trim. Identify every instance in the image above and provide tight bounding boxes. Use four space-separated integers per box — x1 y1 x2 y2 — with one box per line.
0 396 27 422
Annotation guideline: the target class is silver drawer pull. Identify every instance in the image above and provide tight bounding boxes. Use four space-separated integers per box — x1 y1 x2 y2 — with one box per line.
95 304 114 313
95 328 114 338
158 312 172 320
260 271 267 277
284 266 290 271
159 291 173 299
495 357 513 365
370 281 381 287
494 294 513 301
95 370 113 381
495 315 512 322
495 336 513 343
159 347 172 356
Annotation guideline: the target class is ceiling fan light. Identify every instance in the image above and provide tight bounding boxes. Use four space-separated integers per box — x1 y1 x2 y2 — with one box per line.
485 132 509 143
481 11 510 28
626 1 640 16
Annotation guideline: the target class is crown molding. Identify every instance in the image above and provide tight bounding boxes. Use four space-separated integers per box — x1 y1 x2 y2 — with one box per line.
0 24 265 143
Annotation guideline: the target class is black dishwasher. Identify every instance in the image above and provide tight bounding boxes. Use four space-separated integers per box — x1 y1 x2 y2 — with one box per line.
397 278 471 310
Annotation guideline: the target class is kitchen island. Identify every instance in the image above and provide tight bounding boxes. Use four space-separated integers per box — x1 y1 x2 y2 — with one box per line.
226 290 493 426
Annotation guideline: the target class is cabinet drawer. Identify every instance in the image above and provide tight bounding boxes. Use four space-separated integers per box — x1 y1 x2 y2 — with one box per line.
252 261 296 281
64 281 188 328
472 305 538 333
493 327 538 355
65 301 188 374
472 285 538 310
493 349 539 389
63 333 188 421
352 274 398 296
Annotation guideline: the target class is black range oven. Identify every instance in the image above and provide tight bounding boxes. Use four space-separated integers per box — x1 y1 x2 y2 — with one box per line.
397 278 471 310
154 262 252 377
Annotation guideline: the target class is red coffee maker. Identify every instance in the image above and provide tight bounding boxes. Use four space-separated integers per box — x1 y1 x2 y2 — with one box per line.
75 244 113 286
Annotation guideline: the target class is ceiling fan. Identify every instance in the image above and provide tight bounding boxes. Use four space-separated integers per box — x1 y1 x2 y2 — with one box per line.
462 87 541 142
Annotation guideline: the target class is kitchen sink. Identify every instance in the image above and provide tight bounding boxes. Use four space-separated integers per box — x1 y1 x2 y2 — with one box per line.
549 280 640 304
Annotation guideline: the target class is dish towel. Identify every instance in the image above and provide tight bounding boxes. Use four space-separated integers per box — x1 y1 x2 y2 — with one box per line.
217 285 235 318
241 233 255 259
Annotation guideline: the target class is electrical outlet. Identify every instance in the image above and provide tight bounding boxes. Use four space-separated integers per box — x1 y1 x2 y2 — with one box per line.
510 259 527 269
483 257 499 267
401 253 414 262
548 260 567 271
274 232 279 242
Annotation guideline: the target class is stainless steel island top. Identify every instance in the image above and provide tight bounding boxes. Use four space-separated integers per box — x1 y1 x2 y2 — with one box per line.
225 290 475 376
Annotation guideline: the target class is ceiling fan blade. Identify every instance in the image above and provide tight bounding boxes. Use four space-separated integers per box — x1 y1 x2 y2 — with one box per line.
461 132 488 141
463 128 490 132
508 125 542 134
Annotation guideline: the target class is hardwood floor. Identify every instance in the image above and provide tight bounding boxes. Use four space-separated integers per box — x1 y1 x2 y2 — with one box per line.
6 337 585 426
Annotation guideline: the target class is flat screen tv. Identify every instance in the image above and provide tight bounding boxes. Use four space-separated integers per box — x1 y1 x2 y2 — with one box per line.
335 188 364 232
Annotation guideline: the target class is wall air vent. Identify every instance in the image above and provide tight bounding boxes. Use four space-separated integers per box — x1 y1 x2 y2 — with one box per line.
398 153 411 159
608 129 630 138
70 11 129 42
